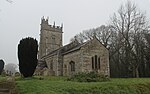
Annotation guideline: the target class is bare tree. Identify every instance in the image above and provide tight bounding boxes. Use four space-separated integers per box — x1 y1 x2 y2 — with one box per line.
95 25 112 48
70 25 112 48
5 63 17 76
110 1 150 77
144 34 150 76
5 0 13 3
70 33 85 43
70 1 150 78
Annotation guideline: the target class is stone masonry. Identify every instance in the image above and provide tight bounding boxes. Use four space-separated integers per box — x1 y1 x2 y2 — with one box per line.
35 17 110 76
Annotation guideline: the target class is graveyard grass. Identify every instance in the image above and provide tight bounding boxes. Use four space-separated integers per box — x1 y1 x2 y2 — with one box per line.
16 76 150 94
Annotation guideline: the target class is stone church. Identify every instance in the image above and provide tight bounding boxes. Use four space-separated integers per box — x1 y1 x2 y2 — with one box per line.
35 17 110 76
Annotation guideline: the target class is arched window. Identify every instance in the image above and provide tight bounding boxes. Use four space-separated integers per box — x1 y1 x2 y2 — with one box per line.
64 64 67 68
50 62 53 70
70 61 75 71
95 55 97 69
91 55 100 70
98 57 100 69
92 57 94 69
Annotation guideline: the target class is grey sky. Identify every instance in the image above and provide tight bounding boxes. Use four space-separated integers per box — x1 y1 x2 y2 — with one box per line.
0 0 150 65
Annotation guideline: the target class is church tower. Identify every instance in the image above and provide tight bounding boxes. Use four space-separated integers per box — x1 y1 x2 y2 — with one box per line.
38 17 63 59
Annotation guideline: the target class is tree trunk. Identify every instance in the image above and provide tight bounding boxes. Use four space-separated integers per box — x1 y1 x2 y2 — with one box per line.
135 67 139 78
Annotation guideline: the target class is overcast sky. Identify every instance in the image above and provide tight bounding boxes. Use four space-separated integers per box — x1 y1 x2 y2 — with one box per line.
0 0 150 65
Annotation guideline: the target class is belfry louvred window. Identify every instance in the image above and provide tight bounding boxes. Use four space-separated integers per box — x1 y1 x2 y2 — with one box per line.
91 55 100 70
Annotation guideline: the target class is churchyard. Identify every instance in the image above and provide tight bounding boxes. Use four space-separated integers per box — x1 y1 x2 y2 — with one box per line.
8 76 150 94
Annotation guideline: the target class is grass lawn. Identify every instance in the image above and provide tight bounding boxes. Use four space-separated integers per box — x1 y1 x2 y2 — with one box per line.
16 76 150 94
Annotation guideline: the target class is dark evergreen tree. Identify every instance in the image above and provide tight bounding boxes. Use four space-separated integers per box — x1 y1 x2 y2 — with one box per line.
0 60 5 75
18 37 38 77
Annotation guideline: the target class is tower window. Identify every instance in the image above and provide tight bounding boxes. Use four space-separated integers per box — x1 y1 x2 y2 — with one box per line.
52 36 55 39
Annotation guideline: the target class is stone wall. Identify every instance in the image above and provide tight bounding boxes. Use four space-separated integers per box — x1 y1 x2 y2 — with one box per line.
62 38 109 76
44 50 63 76
45 55 58 76
39 18 63 59
81 38 109 76
63 51 82 76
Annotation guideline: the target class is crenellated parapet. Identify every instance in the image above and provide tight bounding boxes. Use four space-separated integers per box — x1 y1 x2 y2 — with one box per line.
41 16 63 32
39 16 63 59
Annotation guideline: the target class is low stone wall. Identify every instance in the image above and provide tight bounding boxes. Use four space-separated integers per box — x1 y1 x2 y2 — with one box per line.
0 77 18 94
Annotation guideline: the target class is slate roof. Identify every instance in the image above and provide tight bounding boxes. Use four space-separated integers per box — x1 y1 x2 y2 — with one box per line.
41 37 106 59
41 40 87 58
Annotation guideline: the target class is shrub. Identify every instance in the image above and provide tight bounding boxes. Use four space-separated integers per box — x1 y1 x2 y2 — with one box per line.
67 71 110 82
0 60 5 75
18 37 38 77
1 70 6 77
